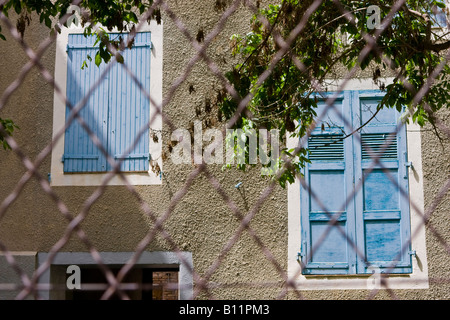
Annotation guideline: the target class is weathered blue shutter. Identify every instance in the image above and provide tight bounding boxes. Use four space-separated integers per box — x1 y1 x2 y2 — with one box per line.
300 92 357 275
63 34 109 172
63 32 151 173
352 91 412 274
108 32 151 172
300 90 412 275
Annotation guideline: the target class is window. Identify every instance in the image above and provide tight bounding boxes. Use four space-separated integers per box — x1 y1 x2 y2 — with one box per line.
37 251 193 300
63 32 152 173
299 90 412 275
50 21 162 186
63 266 179 300
288 81 429 289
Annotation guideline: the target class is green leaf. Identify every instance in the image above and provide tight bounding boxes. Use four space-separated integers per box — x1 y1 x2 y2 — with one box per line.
127 12 138 23
44 16 52 28
99 46 111 63
14 1 22 14
95 52 102 67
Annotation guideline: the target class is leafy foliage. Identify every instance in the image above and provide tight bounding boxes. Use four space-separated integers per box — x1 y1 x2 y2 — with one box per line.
0 0 161 60
0 118 19 150
0 0 449 189
218 0 450 186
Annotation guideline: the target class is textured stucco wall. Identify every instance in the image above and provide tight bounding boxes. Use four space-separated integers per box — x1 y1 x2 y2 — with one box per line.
0 1 288 300
0 253 36 299
0 1 449 300
420 108 450 299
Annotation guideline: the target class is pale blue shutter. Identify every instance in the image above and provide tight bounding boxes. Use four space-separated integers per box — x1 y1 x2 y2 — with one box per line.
63 34 109 172
300 90 412 275
108 32 151 172
352 91 412 274
63 32 151 173
300 92 357 275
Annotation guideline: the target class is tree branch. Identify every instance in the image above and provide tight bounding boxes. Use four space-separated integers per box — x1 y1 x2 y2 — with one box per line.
404 7 430 23
424 40 450 51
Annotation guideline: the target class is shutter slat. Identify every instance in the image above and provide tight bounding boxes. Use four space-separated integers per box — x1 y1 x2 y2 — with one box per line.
362 133 397 160
308 135 344 161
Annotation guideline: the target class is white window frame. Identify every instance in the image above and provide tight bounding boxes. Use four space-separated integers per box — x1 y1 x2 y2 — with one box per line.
287 78 429 290
50 20 163 186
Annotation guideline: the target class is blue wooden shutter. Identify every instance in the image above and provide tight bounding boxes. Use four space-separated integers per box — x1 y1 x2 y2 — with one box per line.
63 34 109 172
300 92 357 275
63 32 151 173
300 90 412 275
352 91 412 274
108 32 151 172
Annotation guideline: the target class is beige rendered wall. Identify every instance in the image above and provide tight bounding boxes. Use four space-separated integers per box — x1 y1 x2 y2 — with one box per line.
420 108 450 299
0 1 449 299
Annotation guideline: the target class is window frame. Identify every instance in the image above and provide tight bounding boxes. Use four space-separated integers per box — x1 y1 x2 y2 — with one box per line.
287 78 429 289
50 21 163 186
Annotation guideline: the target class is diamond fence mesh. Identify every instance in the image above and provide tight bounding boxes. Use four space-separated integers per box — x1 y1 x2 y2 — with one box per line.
0 0 449 300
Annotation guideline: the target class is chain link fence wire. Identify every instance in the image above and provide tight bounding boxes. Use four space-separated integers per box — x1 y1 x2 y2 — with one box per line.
0 0 449 300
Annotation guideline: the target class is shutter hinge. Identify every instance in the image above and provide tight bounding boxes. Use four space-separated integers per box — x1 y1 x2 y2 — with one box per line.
404 152 413 179
298 241 307 261
404 161 413 179
408 250 417 257
47 173 51 183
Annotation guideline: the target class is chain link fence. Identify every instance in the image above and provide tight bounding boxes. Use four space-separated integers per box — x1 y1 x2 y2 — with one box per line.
0 0 449 300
